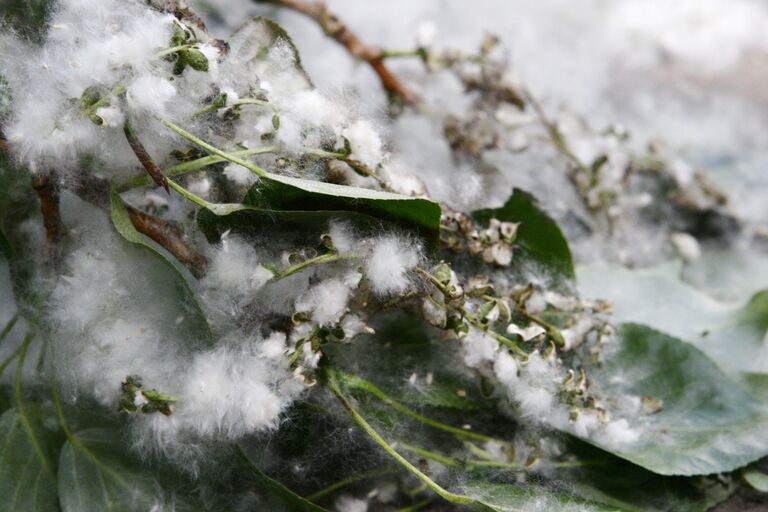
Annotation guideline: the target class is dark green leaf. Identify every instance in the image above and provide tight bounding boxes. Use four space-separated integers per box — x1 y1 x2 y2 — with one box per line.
473 189 575 282
562 439 735 512
244 175 441 240
0 407 61 512
58 429 158 512
236 446 328 512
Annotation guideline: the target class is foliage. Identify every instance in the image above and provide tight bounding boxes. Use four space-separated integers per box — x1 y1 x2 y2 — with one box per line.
0 1 766 511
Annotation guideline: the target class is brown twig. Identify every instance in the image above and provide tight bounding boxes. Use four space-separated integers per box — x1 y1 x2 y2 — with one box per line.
123 120 170 194
70 172 208 278
124 203 208 277
255 0 418 105
30 170 64 267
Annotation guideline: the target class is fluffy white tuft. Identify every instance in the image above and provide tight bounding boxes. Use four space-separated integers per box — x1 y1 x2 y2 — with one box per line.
343 119 385 167
127 74 177 113
295 277 352 325
364 235 420 296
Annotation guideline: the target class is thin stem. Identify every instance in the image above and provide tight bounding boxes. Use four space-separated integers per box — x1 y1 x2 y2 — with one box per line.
0 343 22 378
166 178 214 209
119 146 279 190
327 370 473 505
0 313 19 344
400 443 524 472
519 310 565 348
124 119 169 193
415 267 526 356
194 97 277 116
162 118 268 178
381 49 425 59
480 294 565 348
306 468 399 502
396 498 433 512
273 253 360 281
232 98 276 109
399 442 462 468
337 370 502 444
154 44 194 59
459 304 527 356
255 0 418 104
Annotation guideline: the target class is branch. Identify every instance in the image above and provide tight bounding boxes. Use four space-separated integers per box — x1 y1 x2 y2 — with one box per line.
71 171 208 277
123 120 170 194
30 170 64 267
123 203 208 277
256 0 418 105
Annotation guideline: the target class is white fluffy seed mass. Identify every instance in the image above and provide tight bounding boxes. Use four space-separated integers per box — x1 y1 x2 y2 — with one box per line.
179 344 284 438
342 119 385 167
203 236 273 300
1 0 178 172
364 235 420 296
295 277 352 325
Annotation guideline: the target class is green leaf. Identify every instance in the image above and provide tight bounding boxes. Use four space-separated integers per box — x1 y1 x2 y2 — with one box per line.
244 175 441 239
578 261 768 375
462 481 618 512
0 407 61 512
236 446 328 512
584 323 768 476
743 467 768 492
109 188 212 342
58 429 158 512
161 122 441 244
472 188 575 283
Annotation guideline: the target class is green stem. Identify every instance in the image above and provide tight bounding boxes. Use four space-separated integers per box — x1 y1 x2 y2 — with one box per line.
381 49 425 59
166 178 212 209
161 118 268 178
306 468 399 502
399 442 462 468
83 84 126 115
155 44 194 59
396 498 433 512
0 343 22 378
274 253 360 281
194 97 277 116
119 146 280 189
326 370 473 505
400 443 524 472
0 313 19 344
459 304 527 356
415 267 526 356
519 310 565 348
232 98 276 109
336 370 502 444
